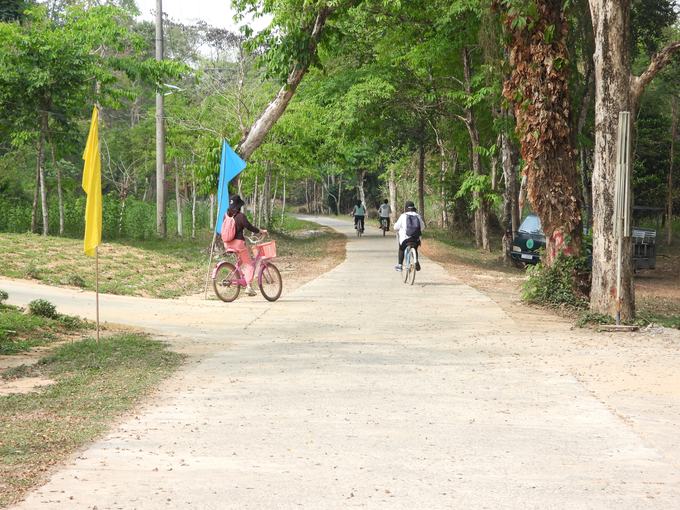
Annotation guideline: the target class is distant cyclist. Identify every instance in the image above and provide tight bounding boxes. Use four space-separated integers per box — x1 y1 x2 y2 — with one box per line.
353 200 366 232
378 199 392 231
393 201 425 272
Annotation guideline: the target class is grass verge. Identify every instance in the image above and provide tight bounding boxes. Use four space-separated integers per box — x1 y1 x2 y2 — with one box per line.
0 333 183 508
0 303 91 355
0 216 345 299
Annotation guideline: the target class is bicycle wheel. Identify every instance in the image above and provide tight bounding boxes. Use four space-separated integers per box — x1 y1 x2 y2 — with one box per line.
259 262 282 302
409 250 417 285
213 262 241 302
383 223 386 236
402 248 410 283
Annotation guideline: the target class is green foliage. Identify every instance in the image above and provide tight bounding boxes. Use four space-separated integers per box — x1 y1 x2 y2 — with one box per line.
22 261 40 280
454 171 502 211
66 274 86 288
521 248 591 310
575 311 615 328
28 299 58 319
0 303 87 354
0 290 7 304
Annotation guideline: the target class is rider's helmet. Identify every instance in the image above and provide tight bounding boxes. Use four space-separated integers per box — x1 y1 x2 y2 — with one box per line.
405 201 416 211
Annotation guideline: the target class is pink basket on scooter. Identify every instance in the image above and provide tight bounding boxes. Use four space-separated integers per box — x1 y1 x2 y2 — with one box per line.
256 241 277 260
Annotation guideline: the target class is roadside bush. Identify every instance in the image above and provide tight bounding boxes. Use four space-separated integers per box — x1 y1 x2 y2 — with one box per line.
0 290 8 304
28 299 58 319
521 245 591 310
22 261 41 279
66 274 86 287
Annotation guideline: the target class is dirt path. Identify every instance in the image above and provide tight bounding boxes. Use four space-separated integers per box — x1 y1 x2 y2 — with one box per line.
3 216 680 509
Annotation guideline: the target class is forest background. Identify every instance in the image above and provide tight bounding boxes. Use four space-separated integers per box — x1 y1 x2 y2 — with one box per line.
0 0 679 321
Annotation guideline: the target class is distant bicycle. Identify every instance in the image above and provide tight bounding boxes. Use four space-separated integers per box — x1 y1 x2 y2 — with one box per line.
356 217 364 237
379 217 389 236
402 242 418 285
213 234 282 302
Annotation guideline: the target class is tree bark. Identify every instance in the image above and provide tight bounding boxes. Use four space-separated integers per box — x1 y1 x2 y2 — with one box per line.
237 6 333 161
500 0 582 267
31 148 40 234
418 144 425 222
358 169 367 207
668 98 677 246
589 0 634 319
502 120 520 264
39 109 49 236
389 165 397 223
461 46 490 251
47 128 64 235
175 169 183 237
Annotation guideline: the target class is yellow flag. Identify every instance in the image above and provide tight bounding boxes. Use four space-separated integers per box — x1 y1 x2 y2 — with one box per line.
82 106 101 257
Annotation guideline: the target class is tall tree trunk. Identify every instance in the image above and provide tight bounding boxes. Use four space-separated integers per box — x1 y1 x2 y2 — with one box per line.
389 165 397 223
500 0 582 266
280 171 287 228
337 174 343 216
210 193 215 230
589 0 634 318
39 110 49 236
47 128 64 235
31 148 40 234
175 169 183 237
418 144 425 222
461 46 490 251
587 0 680 317
357 169 367 207
668 98 677 246
191 170 197 239
577 58 594 217
502 126 520 264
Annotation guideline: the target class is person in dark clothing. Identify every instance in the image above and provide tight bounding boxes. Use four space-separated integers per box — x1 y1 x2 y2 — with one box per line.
223 194 268 296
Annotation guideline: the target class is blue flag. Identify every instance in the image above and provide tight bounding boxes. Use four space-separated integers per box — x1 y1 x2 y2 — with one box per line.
215 140 247 234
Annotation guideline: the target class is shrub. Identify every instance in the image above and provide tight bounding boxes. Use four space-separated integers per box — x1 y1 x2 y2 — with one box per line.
28 299 58 319
0 290 8 304
521 243 591 310
22 261 41 279
66 274 86 288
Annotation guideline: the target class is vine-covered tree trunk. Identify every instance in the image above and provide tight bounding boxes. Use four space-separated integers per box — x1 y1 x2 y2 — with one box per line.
499 0 582 267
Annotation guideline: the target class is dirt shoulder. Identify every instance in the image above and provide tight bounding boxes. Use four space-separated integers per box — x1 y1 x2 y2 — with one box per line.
421 238 680 409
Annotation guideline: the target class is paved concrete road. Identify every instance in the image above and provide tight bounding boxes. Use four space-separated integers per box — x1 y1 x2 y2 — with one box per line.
4 216 679 509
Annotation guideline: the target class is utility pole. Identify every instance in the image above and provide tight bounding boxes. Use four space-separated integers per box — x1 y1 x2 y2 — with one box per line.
155 0 166 236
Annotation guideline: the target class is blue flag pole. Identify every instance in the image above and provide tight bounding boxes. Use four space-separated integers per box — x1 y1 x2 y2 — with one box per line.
205 140 247 299
215 140 247 234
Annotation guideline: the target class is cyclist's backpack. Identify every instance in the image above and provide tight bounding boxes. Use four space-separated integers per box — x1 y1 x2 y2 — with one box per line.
221 213 236 243
405 214 422 238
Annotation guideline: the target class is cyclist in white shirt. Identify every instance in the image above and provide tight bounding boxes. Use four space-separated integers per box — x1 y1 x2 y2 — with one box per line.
378 199 392 230
393 201 425 272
